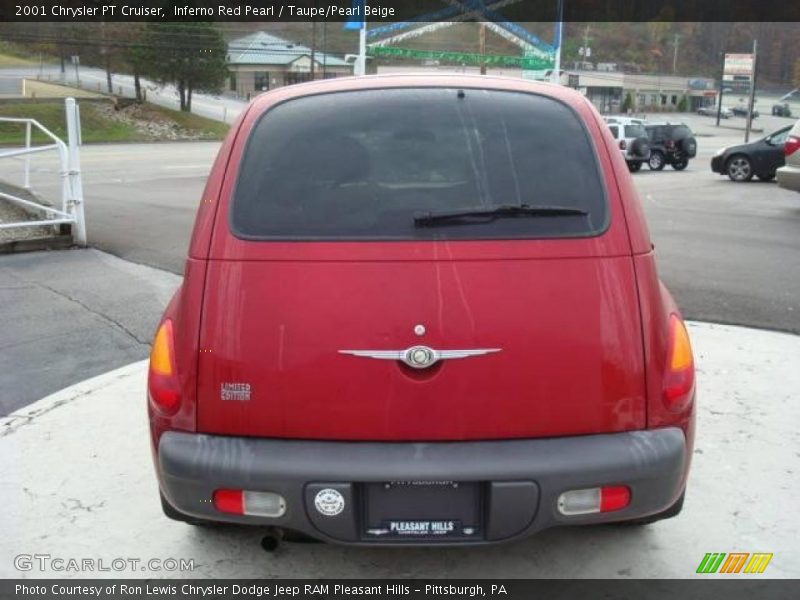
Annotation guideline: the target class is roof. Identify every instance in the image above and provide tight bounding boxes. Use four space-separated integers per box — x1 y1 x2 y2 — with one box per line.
246 73 588 117
227 31 349 68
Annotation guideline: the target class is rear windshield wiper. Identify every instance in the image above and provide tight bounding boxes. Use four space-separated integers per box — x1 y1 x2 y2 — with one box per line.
413 204 588 227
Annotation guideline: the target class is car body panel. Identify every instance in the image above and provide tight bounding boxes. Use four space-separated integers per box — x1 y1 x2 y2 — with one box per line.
604 117 650 163
710 125 791 179
196 255 647 440
777 120 800 193
732 105 759 118
191 77 649 441
698 106 731 118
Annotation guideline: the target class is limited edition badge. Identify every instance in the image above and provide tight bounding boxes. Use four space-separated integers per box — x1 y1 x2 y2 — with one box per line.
314 488 345 516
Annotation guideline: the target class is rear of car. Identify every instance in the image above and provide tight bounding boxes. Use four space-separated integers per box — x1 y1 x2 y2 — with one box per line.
645 123 697 171
148 76 695 545
777 120 800 193
732 105 759 118
712 125 792 182
604 118 650 171
772 103 792 118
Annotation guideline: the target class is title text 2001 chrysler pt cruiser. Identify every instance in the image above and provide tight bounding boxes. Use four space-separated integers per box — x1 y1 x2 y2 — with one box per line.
148 75 695 545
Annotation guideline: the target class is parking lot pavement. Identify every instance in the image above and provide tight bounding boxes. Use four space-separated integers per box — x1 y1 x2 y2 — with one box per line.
0 248 181 415
1 321 798 579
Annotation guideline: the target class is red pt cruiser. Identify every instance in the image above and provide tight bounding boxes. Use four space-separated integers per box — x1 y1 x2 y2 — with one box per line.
148 75 695 545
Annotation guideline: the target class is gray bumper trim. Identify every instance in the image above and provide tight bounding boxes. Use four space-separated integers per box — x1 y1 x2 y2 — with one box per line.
158 428 686 545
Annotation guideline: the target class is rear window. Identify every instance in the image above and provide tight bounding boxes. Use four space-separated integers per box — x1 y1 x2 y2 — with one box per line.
625 124 646 138
231 88 608 240
672 125 692 139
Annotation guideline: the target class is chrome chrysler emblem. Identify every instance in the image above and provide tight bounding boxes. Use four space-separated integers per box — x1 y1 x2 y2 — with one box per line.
406 346 435 368
339 346 501 370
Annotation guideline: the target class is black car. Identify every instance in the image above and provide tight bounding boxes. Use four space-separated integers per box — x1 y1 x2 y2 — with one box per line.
710 125 791 182
644 123 698 171
732 104 759 118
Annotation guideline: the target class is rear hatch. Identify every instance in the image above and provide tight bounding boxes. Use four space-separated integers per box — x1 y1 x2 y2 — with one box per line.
197 85 646 441
623 123 651 160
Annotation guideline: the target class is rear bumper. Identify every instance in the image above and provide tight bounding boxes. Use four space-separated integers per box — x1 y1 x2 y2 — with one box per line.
157 427 688 545
777 165 800 193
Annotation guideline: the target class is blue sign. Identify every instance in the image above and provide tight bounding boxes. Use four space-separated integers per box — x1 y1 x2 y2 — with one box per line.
343 0 365 30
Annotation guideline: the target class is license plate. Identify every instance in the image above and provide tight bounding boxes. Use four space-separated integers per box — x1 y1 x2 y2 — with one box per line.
371 520 477 537
362 482 482 540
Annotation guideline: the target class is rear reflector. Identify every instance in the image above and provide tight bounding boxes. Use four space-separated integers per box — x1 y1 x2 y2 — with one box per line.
213 489 243 514
558 486 631 515
213 489 286 517
599 485 631 512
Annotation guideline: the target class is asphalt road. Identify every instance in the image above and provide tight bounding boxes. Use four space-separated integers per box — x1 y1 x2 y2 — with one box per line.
0 249 181 414
6 112 797 334
0 64 246 123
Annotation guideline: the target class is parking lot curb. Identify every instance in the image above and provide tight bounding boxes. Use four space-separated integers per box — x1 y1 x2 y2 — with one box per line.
0 360 145 438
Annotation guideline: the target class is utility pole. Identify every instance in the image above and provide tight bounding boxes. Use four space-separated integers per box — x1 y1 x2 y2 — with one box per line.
322 20 327 78
575 25 590 70
102 21 112 94
745 38 758 143
310 19 317 80
479 22 487 75
583 26 590 61
672 33 681 74
716 52 725 126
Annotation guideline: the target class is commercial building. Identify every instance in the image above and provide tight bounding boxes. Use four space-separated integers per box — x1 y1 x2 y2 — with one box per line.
226 32 353 99
568 70 718 114
376 65 718 114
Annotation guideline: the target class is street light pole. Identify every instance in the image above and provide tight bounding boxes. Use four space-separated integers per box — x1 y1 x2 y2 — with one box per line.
550 0 563 84
716 52 725 127
479 22 486 75
355 19 367 76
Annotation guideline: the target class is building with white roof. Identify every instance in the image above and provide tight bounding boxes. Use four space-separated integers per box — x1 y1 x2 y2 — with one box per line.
226 31 353 98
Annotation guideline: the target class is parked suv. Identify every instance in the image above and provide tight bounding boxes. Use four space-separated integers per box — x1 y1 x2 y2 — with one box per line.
644 123 698 170
149 75 695 546
604 116 651 171
772 103 792 118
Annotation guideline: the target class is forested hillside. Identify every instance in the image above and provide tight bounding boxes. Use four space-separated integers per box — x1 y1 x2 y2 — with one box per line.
2 21 798 87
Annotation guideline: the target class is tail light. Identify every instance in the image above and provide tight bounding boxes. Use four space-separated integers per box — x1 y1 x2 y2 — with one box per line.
662 315 695 412
785 136 800 157
558 486 631 515
213 489 287 517
148 319 181 414
619 139 627 150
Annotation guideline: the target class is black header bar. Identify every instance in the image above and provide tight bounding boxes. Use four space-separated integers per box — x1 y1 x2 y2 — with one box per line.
0 1 799 23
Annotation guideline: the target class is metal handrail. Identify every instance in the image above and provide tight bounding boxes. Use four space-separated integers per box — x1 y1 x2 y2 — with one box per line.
0 98 86 245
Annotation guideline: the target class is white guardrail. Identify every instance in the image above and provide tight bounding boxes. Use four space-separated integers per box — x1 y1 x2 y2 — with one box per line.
0 97 86 245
